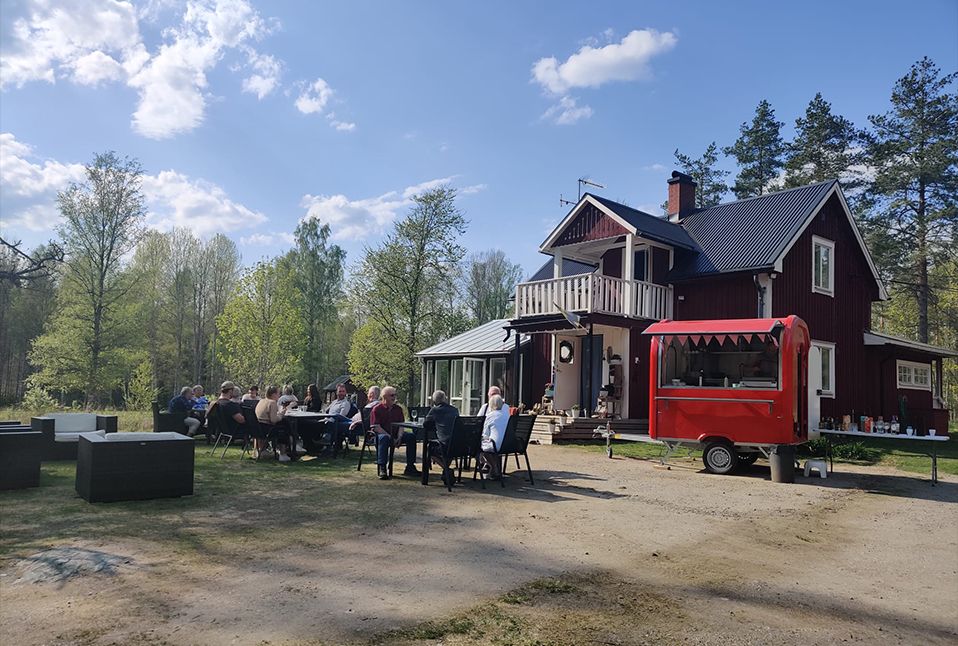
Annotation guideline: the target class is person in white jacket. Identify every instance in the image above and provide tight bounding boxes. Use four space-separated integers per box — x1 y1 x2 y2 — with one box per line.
480 395 509 479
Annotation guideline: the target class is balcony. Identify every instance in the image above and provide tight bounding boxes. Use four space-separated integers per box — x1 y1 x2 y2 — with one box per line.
515 273 672 321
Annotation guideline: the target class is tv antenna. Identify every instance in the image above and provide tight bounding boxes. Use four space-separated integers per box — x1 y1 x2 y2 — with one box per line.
559 177 607 208
577 177 605 200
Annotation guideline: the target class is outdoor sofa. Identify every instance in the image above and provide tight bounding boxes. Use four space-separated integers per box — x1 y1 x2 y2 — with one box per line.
0 426 43 490
33 413 119 460
75 431 194 502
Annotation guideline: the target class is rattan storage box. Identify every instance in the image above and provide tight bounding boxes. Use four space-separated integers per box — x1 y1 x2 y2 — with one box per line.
75 431 194 502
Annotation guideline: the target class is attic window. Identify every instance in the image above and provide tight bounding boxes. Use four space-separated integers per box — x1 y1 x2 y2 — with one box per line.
812 236 834 296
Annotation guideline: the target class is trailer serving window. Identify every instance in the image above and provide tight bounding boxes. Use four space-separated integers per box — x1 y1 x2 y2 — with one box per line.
659 332 781 389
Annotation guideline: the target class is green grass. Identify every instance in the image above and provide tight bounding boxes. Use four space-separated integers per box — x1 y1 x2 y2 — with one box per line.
563 422 958 477
0 441 395 562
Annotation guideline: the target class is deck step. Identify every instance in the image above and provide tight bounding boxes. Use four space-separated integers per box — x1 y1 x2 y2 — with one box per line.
531 416 648 444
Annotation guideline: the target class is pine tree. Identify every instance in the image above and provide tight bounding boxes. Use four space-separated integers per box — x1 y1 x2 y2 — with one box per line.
785 93 864 189
724 100 787 198
865 57 958 343
673 142 730 207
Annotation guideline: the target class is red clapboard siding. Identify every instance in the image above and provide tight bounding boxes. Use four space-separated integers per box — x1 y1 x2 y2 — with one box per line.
555 203 629 246
773 193 880 419
672 273 757 320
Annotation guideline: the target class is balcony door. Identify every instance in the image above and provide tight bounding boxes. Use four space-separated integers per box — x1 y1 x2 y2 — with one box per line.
448 358 486 415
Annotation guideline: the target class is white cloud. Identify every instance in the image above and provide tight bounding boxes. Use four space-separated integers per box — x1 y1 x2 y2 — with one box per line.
329 119 356 132
1 0 284 139
642 163 667 172
241 46 281 99
460 183 487 195
240 232 294 246
541 95 593 125
532 28 677 95
0 133 270 240
0 132 86 198
295 78 333 114
142 170 267 237
301 176 466 241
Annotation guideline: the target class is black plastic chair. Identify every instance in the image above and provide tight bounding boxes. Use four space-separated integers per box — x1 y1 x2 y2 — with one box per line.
434 416 483 491
357 407 395 473
207 404 235 458
241 407 284 459
496 414 537 486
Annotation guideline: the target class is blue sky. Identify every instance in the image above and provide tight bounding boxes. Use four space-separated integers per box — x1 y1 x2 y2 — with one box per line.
2 0 956 276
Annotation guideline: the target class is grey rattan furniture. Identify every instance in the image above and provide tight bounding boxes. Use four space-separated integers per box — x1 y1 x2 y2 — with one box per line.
75 431 194 502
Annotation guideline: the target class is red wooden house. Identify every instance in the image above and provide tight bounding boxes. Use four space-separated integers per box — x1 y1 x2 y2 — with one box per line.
493 171 954 435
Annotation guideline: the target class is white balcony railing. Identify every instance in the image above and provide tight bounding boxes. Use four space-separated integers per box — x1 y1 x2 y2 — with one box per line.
514 273 672 321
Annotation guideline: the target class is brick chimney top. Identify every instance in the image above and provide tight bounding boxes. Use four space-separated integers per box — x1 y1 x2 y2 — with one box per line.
667 171 697 223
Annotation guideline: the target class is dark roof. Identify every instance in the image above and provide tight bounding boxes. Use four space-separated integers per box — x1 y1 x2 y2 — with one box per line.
322 375 353 391
586 193 697 250
527 256 596 282
669 180 836 281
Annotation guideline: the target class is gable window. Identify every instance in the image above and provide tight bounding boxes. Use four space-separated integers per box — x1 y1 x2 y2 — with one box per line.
897 360 931 391
812 236 835 296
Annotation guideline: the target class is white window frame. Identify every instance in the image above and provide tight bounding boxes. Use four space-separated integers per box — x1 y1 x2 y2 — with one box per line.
811 236 835 296
896 360 932 391
812 341 836 398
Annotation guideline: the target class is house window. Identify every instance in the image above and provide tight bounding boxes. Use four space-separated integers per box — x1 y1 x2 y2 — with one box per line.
813 342 836 397
812 236 835 296
897 360 931 391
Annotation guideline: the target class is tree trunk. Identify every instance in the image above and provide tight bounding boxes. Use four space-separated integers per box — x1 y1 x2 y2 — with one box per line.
917 181 929 343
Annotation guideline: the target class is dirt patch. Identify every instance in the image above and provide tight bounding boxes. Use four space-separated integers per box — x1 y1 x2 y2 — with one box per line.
1 444 956 645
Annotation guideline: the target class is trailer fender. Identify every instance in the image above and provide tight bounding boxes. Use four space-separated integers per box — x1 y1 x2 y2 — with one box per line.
697 434 731 446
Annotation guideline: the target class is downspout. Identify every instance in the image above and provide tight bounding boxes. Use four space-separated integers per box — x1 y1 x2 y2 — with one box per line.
753 274 766 318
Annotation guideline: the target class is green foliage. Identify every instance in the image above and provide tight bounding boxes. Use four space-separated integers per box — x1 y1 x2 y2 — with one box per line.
673 142 729 207
864 56 957 343
724 99 787 198
785 92 865 190
287 218 347 386
20 384 57 411
347 321 410 396
215 259 304 388
353 187 467 404
123 359 157 411
462 249 523 325
30 152 146 405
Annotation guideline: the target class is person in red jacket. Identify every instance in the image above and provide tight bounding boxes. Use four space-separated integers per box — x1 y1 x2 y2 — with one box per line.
369 386 418 480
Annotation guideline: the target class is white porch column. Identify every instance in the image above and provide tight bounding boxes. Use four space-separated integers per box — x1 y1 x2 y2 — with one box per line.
553 248 563 279
622 234 634 316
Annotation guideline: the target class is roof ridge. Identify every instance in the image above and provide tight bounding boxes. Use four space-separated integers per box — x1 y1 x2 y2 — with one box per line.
691 179 837 213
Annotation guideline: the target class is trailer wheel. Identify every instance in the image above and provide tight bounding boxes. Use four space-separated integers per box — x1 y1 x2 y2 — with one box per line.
737 452 759 466
703 442 738 474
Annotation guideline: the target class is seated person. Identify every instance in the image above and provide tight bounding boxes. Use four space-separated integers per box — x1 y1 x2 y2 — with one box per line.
210 381 245 441
242 385 261 402
349 385 381 439
231 386 244 403
303 383 323 412
369 386 418 480
425 388 458 444
480 395 509 479
255 385 293 462
169 386 201 436
477 386 509 419
192 385 209 410
326 384 359 445
277 384 298 409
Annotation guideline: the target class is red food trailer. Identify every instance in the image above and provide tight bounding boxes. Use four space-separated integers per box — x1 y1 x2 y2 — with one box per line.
644 316 810 474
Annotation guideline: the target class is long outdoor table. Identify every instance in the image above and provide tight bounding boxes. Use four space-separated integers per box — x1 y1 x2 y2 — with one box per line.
284 410 351 456
817 428 949 485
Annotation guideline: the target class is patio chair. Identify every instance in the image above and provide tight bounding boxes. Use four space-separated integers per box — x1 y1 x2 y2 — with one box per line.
241 407 289 460
434 416 483 491
496 414 537 486
474 412 518 486
356 407 395 473
152 400 188 433
207 403 242 458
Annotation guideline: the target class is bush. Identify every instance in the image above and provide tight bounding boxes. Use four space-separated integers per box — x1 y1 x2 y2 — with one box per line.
20 385 57 411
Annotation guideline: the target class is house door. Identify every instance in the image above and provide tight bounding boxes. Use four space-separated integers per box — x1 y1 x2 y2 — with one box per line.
808 344 823 432
580 334 604 414
463 358 485 415
449 359 464 411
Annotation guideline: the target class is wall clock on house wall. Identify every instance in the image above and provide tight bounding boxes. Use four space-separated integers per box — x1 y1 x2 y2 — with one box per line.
558 340 574 363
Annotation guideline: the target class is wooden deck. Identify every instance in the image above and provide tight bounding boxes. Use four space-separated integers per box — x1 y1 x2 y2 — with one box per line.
531 416 649 444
